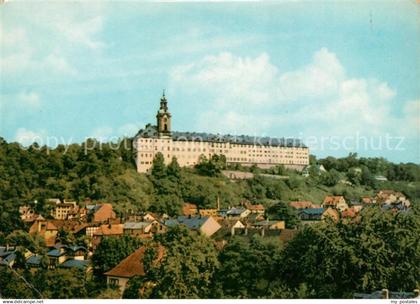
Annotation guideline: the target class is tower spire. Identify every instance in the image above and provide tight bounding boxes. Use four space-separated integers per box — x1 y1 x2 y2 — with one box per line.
156 91 171 137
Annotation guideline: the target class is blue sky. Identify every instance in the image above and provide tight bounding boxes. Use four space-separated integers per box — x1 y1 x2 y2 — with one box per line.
1 1 419 163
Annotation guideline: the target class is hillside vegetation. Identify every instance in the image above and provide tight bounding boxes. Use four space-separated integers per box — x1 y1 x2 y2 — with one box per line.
0 137 419 229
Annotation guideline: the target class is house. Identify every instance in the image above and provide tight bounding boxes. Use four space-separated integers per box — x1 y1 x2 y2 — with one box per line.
289 201 315 209
361 196 375 204
302 164 327 177
48 199 80 220
88 203 116 223
105 246 165 295
47 245 68 268
375 190 410 207
226 207 251 218
92 224 124 248
354 289 420 299
322 196 348 212
29 219 89 247
199 209 219 216
217 208 229 217
341 207 358 220
216 219 246 236
299 207 339 223
246 212 265 223
142 212 159 222
60 259 91 272
29 219 59 247
252 220 285 230
93 224 124 237
46 244 88 269
245 203 265 214
123 221 165 238
19 206 40 223
26 254 45 269
182 203 198 216
165 216 221 237
0 246 17 267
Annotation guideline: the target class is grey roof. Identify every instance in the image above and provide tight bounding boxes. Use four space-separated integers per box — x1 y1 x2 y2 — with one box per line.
164 219 179 227
60 259 90 269
0 252 16 266
0 247 16 257
165 216 210 230
124 222 152 229
254 220 281 226
227 207 248 216
135 125 306 148
27 255 43 266
354 291 418 299
299 208 325 215
67 245 87 252
47 249 66 257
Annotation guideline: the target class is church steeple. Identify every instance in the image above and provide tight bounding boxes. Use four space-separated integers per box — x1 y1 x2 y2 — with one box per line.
156 90 171 137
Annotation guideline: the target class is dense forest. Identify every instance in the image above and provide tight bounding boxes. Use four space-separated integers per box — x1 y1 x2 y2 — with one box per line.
0 137 419 298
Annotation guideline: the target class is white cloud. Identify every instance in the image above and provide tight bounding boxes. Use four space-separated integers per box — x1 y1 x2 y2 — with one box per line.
55 16 105 49
90 126 114 142
89 123 141 142
0 5 106 78
279 47 345 100
44 52 77 75
169 48 413 139
118 123 142 137
15 128 47 146
17 91 41 107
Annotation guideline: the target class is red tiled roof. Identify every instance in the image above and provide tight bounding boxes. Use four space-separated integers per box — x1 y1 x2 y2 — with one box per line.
94 203 116 222
361 196 373 204
289 201 313 209
323 196 344 205
104 246 165 278
94 224 123 236
341 208 356 218
247 204 265 211
182 203 198 216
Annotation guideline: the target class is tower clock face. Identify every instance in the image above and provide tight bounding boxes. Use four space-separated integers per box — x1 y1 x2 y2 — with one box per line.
164 117 168 122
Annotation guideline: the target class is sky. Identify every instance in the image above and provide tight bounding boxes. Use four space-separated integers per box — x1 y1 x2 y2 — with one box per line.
0 1 419 163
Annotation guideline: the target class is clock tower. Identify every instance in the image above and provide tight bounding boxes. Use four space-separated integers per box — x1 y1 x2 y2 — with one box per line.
156 91 171 137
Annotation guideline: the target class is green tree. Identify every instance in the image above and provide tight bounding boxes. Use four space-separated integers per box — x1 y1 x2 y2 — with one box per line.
167 157 181 181
279 205 420 298
143 226 220 298
151 153 166 179
266 201 301 229
214 236 283 298
92 235 143 277
41 268 88 298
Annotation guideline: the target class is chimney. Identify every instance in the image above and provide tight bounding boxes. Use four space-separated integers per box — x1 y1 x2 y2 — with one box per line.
381 289 389 299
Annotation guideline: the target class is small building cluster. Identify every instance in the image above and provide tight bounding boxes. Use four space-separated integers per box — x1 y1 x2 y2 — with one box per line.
290 190 411 224
1 188 410 296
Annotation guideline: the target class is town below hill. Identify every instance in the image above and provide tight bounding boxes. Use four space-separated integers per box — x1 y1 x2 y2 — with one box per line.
0 138 419 299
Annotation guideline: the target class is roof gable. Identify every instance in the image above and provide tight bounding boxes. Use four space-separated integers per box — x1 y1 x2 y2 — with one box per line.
104 246 164 278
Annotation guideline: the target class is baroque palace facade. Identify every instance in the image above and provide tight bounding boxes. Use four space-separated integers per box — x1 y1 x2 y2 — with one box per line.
134 93 309 173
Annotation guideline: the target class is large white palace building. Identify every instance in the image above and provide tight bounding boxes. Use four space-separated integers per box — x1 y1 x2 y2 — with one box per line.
134 93 309 173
